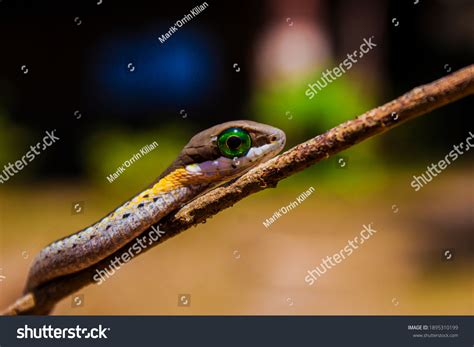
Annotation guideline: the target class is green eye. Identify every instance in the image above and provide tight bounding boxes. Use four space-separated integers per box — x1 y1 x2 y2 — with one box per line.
217 128 252 158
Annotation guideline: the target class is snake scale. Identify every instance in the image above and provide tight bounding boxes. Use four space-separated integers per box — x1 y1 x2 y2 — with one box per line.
25 120 285 292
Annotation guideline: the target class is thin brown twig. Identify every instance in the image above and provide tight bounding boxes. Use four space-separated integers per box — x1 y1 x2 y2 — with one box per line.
2 64 473 315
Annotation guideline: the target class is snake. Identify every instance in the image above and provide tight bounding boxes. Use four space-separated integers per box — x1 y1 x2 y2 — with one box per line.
25 120 286 292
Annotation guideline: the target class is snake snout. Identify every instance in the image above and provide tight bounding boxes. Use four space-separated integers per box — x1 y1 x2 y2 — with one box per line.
267 127 286 154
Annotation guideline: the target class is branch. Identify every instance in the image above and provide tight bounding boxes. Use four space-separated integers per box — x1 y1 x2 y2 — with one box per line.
3 65 473 315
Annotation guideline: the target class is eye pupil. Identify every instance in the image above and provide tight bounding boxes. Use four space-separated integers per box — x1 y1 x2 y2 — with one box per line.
226 136 242 150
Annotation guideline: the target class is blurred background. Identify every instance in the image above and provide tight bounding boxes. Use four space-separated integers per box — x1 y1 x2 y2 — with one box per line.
0 0 472 315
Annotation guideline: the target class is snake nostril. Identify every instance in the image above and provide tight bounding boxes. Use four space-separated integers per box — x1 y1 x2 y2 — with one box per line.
270 135 277 142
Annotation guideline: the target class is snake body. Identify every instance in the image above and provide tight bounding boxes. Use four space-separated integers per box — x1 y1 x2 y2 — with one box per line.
25 120 285 292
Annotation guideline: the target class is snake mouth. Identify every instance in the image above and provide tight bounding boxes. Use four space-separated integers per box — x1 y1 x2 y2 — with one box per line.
245 130 286 163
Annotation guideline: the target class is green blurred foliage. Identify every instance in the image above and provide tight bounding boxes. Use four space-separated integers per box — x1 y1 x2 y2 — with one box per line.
253 69 375 141
252 68 389 190
83 123 192 192
0 111 36 181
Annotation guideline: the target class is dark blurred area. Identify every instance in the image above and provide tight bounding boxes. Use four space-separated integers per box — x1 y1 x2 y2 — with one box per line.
1 0 262 178
0 0 472 179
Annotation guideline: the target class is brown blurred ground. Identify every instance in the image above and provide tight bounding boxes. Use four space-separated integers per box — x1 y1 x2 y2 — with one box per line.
0 169 472 315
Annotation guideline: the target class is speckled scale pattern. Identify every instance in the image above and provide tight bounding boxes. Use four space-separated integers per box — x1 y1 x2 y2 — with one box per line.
25 168 207 291
24 121 286 292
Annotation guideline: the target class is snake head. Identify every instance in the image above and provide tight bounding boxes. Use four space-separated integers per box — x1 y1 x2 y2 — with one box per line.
162 120 286 184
